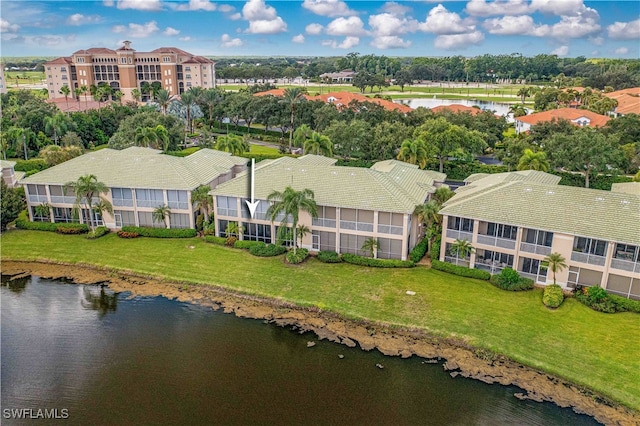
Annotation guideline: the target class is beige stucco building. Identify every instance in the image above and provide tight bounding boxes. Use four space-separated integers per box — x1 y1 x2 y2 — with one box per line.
439 171 640 300
211 155 446 260
44 41 215 103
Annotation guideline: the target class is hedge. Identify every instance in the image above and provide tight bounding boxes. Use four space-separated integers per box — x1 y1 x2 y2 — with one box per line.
409 238 429 263
489 268 534 291
14 159 48 173
543 284 564 308
120 226 197 238
204 236 226 245
430 236 441 262
431 260 491 280
341 253 415 268
117 230 139 239
86 226 110 239
575 286 640 314
16 219 89 234
286 248 309 264
317 250 342 263
234 240 266 250
249 244 287 257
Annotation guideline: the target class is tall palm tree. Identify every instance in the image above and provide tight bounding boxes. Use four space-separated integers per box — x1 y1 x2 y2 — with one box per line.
34 203 51 222
113 90 124 105
303 132 332 156
192 185 213 221
293 123 313 148
7 127 35 160
64 174 110 232
150 82 162 101
449 239 474 265
517 86 531 104
74 87 83 109
93 199 113 227
152 204 171 228
140 82 152 102
131 88 141 103
187 86 204 102
266 186 318 255
80 85 89 109
178 90 197 136
156 89 174 115
216 134 248 155
361 237 380 258
396 139 428 169
280 87 306 153
225 221 243 238
201 89 222 129
44 113 70 146
509 104 527 118
432 186 455 206
517 149 550 172
59 85 71 108
134 127 155 148
544 252 567 285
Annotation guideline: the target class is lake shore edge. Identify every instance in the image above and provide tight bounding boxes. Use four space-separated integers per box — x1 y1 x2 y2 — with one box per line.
3 259 638 426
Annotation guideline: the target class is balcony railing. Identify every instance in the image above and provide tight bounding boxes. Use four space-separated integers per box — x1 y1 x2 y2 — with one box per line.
475 259 512 274
217 208 238 217
113 199 134 207
136 200 164 208
446 229 473 241
477 235 516 250
28 195 49 203
50 196 77 204
340 220 373 232
378 224 403 235
444 256 469 267
168 201 189 210
520 242 552 256
571 251 606 266
312 218 336 228
610 258 640 273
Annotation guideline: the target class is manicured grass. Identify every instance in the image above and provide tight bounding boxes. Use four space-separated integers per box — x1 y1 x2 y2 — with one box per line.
247 144 280 156
2 230 639 411
4 71 46 85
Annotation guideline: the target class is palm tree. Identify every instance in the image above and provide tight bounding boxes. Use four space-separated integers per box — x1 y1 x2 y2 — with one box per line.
397 139 428 169
150 82 162 101
517 149 550 172
361 237 380 258
152 204 171 228
93 199 113 227
293 123 313 148
225 221 243 238
131 88 141 103
266 186 318 255
509 104 527 118
156 89 174 115
192 185 213 221
201 88 221 129
64 174 110 232
113 90 124 105
303 132 332 156
544 252 567 285
134 127 155 148
216 134 248 155
517 86 531 104
449 239 474 265
34 203 51 222
59 85 71 108
280 87 306 153
44 113 70 146
7 127 35 160
187 86 204 102
80 85 89 109
140 82 152 102
178 90 197 136
74 87 83 108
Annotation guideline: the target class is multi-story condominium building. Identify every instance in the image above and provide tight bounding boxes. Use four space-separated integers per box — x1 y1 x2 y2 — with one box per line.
0 66 6 94
22 147 246 229
44 41 215 103
439 170 640 300
211 155 446 260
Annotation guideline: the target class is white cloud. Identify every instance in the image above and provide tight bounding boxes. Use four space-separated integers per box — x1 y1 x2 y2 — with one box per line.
230 13 242 20
530 0 587 16
302 0 356 18
369 13 418 36
614 47 629 55
66 13 102 26
548 13 600 39
163 27 180 36
218 4 235 13
242 0 287 34
465 0 530 17
380 2 412 16
103 0 115 6
483 10 600 39
434 31 484 49
370 35 411 49
420 4 475 35
116 0 162 11
551 45 569 56
322 36 360 49
221 33 243 47
179 36 192 41
0 18 20 33
588 36 604 46
305 23 324 35
607 19 640 40
175 0 217 11
111 21 159 37
292 34 305 43
326 16 368 37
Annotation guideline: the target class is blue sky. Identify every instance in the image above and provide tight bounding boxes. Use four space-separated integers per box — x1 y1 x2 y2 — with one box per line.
1 0 639 58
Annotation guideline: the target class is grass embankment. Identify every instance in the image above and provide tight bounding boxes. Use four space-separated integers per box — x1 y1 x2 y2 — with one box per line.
2 230 639 411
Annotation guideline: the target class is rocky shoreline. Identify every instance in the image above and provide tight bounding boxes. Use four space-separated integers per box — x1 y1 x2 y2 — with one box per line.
2 260 639 426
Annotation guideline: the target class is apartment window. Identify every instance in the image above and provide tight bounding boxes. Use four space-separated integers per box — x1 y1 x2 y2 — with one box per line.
170 213 190 229
114 210 136 227
77 57 85 63
244 223 272 243
573 237 607 257
47 67 51 70
135 189 164 208
31 206 49 222
378 211 403 235
217 196 238 217
524 228 553 246
112 187 133 207
167 190 189 210
312 230 336 252
476 249 514 269
185 66 191 71
121 58 127 64
186 82 192 87
447 216 473 232
163 56 170 62
340 234 368 256
312 205 336 228
53 207 75 223
520 257 546 276
378 237 402 260
567 266 602 287
241 198 269 220
614 244 639 262
186 74 191 79
340 208 373 232
61 67 66 72
485 222 517 240
138 211 162 228
27 184 47 203
82 209 103 226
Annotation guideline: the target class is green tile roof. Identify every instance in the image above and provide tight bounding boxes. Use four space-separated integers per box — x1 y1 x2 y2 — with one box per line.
1 160 16 169
611 182 640 196
212 156 445 213
22 147 246 191
441 177 640 245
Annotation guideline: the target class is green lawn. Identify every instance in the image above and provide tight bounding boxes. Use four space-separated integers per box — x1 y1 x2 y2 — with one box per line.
247 144 280 155
2 230 639 411
4 71 46 86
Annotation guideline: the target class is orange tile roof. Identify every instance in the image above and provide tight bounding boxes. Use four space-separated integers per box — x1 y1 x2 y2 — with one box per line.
254 90 412 113
515 108 610 127
605 88 640 115
431 104 482 115
44 57 73 65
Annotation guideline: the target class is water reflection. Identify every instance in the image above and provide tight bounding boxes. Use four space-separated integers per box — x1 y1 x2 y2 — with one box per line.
1 275 29 293
81 285 118 318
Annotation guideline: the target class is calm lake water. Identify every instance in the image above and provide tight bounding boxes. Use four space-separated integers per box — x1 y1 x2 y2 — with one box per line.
398 98 524 118
1 276 599 425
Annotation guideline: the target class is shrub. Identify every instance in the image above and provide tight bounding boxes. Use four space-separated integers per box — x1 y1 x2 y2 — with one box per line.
430 236 441 262
341 253 415 268
286 248 309 264
120 226 197 238
249 244 287 257
15 219 89 234
490 268 534 291
14 159 48 173
608 295 640 314
225 236 237 246
574 286 640 314
117 230 139 239
543 284 564 308
86 226 110 239
409 238 429 263
317 250 342 263
56 225 89 234
204 236 226 245
431 260 491 280
234 240 266 250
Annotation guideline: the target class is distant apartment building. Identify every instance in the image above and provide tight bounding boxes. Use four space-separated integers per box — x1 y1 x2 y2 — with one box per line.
0 66 6 94
211 155 445 260
44 41 215 103
514 108 610 134
439 171 640 300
